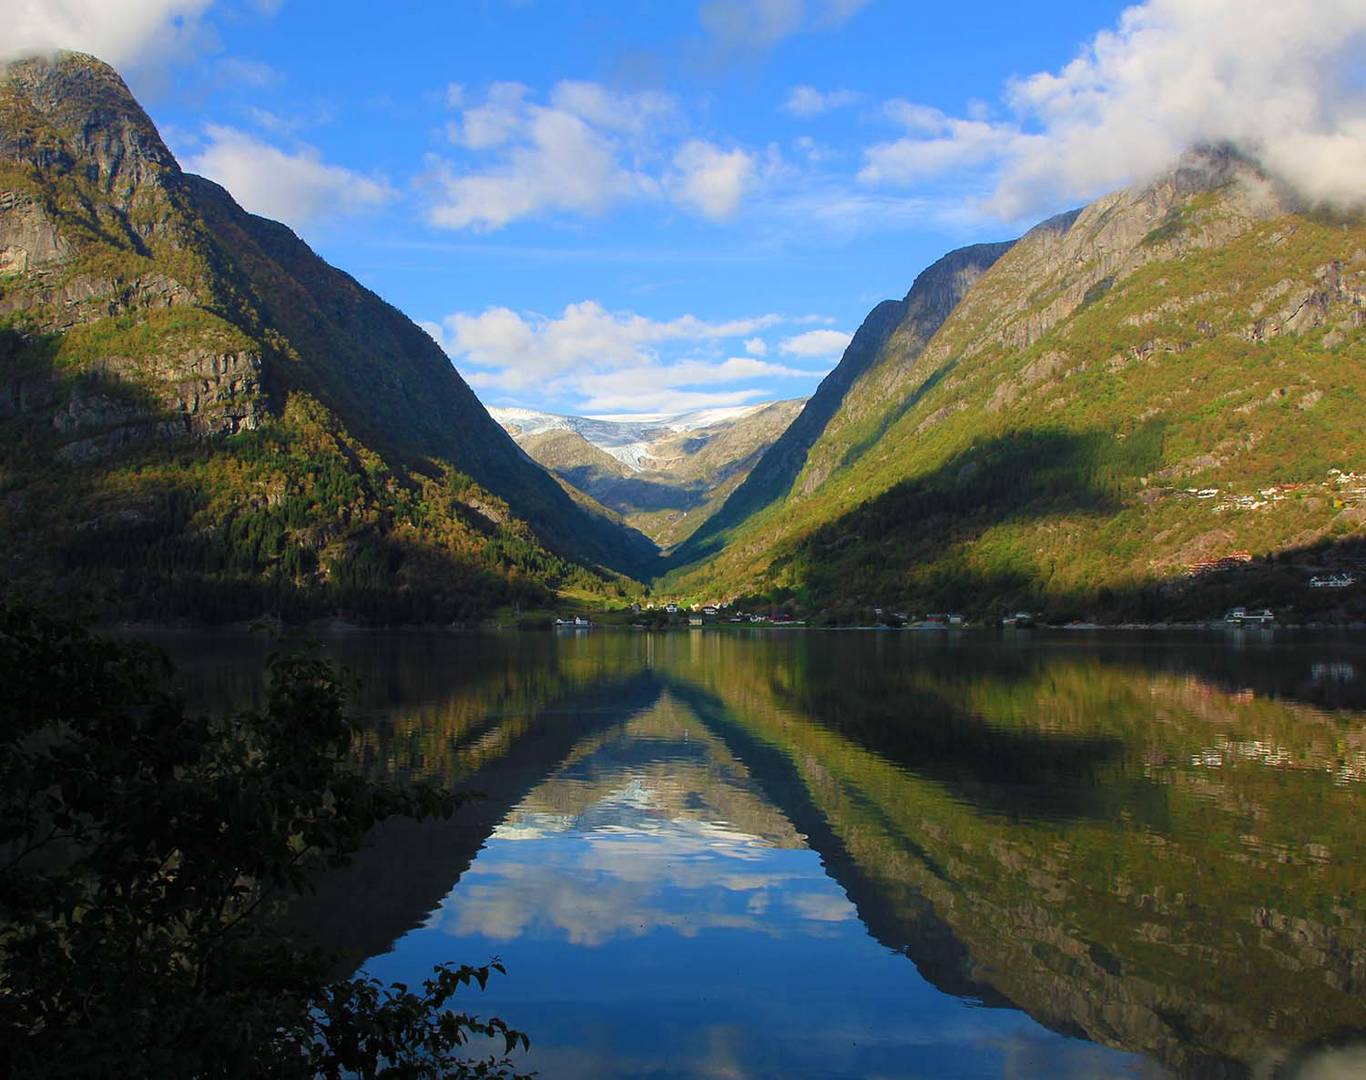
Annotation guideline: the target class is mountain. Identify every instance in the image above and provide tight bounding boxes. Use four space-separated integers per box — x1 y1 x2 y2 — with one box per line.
667 240 1015 569
490 401 806 548
664 148 1366 621
0 52 649 623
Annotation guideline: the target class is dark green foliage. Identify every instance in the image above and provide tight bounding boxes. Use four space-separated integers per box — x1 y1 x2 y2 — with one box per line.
0 603 530 1078
1080 275 1115 307
1140 211 1191 247
1 384 636 624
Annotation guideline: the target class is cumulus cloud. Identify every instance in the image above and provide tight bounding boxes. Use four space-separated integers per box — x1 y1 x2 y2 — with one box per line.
434 300 781 386
429 110 653 230
779 328 852 358
783 85 859 117
428 300 836 413
185 126 393 229
428 80 765 230
698 0 870 50
669 141 757 220
860 0 1366 217
2 0 215 68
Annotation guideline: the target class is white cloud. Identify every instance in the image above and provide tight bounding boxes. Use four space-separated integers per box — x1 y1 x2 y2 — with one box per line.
185 125 393 229
549 80 676 135
783 85 859 117
428 81 767 229
214 56 279 88
859 106 1020 185
242 103 333 137
447 81 529 150
698 0 869 50
791 134 835 164
429 110 652 231
430 300 838 413
577 386 765 415
435 300 783 388
779 329 852 358
566 356 816 414
859 0 1366 217
669 141 757 220
2 0 214 68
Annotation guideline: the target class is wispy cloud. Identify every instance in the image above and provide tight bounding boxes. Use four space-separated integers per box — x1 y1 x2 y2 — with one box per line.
783 85 859 117
668 140 757 220
697 0 870 51
185 125 393 230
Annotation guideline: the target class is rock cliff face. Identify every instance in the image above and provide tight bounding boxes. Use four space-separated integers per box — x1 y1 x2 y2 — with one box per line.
0 52 652 607
664 147 1366 614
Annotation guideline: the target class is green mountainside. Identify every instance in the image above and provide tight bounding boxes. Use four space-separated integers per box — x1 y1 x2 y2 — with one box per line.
664 148 1366 622
500 400 806 548
0 53 649 623
669 240 1015 569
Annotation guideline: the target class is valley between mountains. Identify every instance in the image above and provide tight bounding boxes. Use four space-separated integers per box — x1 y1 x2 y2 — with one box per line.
2 52 1363 626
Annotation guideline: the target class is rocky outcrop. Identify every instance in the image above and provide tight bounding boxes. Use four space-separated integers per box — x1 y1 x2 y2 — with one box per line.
0 191 71 272
1243 260 1366 341
0 270 196 330
0 52 179 205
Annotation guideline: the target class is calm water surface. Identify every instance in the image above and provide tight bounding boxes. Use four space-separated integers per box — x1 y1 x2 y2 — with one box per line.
147 629 1366 1079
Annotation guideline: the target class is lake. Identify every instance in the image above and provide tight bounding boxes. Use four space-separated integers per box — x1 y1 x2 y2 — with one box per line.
144 627 1366 1079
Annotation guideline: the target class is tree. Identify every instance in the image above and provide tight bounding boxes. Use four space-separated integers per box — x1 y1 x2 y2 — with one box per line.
0 602 530 1078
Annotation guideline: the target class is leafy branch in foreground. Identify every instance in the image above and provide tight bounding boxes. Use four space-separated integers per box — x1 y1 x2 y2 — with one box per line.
0 602 530 1078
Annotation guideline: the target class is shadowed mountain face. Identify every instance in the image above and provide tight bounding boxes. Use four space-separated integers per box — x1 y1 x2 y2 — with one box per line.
156 628 1366 1079
491 400 806 549
664 150 1366 618
0 53 652 623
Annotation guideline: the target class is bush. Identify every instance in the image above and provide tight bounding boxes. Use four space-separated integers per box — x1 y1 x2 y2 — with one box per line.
0 603 529 1078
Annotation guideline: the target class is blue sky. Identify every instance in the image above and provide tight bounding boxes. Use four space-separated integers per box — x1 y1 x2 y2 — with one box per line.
9 1 1365 416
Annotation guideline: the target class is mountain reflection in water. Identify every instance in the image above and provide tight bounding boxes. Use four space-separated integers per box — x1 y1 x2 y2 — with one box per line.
149 629 1366 1079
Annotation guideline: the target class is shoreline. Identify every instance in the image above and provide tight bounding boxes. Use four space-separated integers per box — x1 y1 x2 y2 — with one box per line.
103 618 1366 635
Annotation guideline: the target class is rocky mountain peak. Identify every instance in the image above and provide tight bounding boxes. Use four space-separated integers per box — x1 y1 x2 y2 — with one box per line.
0 52 178 203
